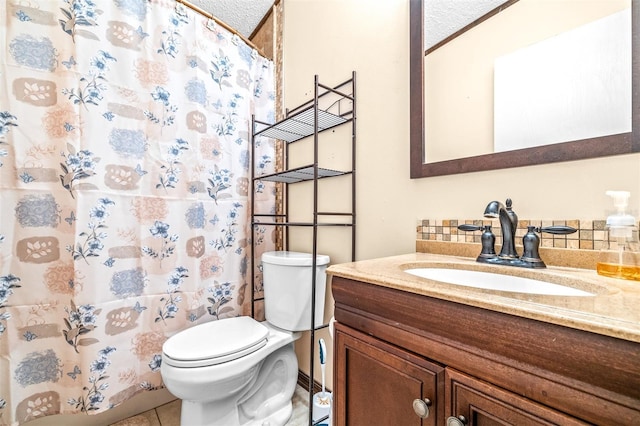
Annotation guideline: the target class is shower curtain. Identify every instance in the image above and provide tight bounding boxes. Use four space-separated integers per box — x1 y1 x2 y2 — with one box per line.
0 1 276 424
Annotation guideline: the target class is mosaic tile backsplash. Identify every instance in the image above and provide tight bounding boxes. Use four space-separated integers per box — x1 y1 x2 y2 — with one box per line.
417 219 639 251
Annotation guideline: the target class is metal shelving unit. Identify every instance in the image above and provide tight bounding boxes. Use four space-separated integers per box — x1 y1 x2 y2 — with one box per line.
250 72 356 426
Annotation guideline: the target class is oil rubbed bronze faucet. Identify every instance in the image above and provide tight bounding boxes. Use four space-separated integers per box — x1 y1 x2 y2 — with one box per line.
484 198 518 259
458 198 577 269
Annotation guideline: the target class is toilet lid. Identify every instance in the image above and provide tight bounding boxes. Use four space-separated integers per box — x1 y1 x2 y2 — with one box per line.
162 317 269 368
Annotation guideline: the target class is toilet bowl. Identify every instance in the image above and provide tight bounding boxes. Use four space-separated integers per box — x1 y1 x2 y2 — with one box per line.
161 251 329 426
162 317 300 425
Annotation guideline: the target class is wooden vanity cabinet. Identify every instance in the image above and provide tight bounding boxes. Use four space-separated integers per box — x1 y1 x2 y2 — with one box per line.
331 276 640 426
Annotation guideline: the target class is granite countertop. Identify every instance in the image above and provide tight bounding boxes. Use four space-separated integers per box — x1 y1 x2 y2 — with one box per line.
327 252 640 344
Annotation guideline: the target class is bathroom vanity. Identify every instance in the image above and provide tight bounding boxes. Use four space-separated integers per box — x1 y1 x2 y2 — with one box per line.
328 253 640 425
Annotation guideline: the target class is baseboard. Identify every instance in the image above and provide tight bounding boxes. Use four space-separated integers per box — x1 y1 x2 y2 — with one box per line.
297 370 331 395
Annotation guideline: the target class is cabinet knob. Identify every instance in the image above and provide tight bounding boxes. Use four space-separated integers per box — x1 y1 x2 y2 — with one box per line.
446 415 468 426
412 398 431 419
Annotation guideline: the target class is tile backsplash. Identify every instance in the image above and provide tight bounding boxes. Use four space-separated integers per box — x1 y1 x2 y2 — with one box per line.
416 219 623 251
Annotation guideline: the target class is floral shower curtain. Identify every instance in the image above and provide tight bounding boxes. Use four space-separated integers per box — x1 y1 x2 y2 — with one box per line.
0 1 276 424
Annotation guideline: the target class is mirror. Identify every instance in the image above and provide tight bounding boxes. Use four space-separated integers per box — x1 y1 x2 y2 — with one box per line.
410 0 639 178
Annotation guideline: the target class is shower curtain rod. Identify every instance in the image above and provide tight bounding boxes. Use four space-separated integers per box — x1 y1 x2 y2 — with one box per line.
176 0 267 57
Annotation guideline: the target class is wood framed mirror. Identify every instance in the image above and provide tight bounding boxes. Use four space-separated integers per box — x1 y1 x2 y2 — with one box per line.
409 0 639 178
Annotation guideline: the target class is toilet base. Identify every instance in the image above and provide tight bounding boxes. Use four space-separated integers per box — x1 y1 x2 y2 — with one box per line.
178 343 298 426
180 398 293 426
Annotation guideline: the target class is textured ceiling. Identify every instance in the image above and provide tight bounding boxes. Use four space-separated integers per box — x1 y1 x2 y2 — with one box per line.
188 0 274 37
424 0 511 50
189 0 509 50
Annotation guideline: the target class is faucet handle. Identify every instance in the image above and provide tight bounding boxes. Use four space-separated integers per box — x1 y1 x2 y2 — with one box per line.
536 225 577 235
521 226 545 268
520 225 577 269
458 224 483 232
458 224 496 261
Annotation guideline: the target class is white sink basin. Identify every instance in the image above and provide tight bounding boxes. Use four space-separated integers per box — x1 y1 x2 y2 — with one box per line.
404 268 595 296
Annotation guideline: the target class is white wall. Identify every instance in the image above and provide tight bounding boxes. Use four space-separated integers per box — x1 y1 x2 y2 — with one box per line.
282 0 640 261
282 0 640 390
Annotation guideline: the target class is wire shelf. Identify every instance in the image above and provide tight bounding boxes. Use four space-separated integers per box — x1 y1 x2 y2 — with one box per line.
255 165 348 183
254 108 349 143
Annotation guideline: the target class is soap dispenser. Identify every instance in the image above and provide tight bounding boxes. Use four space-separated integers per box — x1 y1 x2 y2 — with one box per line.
596 191 640 281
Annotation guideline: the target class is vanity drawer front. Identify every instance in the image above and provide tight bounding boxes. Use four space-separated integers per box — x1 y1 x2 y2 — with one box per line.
334 323 444 426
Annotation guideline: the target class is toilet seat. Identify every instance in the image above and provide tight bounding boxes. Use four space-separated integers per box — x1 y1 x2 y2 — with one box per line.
162 317 269 368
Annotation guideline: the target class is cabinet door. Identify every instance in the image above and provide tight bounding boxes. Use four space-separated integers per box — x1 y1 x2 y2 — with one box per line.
334 324 444 426
446 368 588 426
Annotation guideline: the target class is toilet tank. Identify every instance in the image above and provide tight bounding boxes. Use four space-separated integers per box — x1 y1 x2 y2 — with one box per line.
261 251 330 331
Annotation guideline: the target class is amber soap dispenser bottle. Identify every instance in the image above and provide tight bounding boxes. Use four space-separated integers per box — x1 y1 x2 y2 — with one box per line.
596 191 640 281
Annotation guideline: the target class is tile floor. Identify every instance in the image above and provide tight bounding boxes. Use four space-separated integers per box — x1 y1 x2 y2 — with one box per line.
110 385 311 426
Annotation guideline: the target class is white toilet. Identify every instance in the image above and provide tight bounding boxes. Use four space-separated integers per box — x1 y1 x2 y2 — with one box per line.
161 251 330 426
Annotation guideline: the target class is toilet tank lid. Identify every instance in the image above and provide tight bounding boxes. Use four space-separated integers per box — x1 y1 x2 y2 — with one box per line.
262 251 330 266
